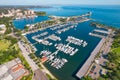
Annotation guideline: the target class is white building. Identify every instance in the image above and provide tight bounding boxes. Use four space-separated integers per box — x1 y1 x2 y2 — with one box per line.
0 24 6 34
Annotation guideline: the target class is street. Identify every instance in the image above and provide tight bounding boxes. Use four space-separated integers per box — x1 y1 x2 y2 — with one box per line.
18 41 48 80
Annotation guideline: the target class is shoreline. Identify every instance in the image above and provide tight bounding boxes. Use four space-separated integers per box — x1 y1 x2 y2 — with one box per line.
22 24 57 36
22 18 91 36
21 35 57 79
40 63 57 80
22 18 91 80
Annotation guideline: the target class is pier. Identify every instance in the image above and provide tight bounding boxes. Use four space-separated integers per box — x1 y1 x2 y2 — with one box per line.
76 38 105 78
48 34 61 41
89 32 105 38
89 29 111 38
68 12 92 18
66 36 88 47
40 49 68 69
56 25 77 34
55 43 78 56
93 29 110 34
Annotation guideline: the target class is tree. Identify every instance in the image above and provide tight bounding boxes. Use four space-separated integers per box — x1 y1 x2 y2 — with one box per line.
5 36 18 44
35 12 46 16
81 76 93 80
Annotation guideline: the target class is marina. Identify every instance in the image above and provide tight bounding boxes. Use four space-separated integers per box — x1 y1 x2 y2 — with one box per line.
39 49 68 69
48 34 61 41
89 29 110 38
56 24 77 34
1 4 118 80
66 36 88 47
76 28 112 78
55 43 78 56
0 3 119 80
25 20 101 80
50 23 72 30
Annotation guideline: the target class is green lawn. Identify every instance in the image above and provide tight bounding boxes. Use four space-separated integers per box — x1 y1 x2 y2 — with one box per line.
111 47 120 63
112 47 120 54
0 39 11 51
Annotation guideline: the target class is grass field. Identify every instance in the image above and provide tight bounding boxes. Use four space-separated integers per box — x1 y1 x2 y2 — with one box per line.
112 47 120 53
0 39 33 79
0 39 11 51
111 47 120 63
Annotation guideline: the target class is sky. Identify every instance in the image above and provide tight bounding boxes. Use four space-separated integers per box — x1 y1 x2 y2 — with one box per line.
0 0 120 5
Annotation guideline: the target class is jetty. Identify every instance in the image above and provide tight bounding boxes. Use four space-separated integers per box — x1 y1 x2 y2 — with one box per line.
55 43 78 56
66 36 88 47
89 29 111 38
89 32 105 38
56 25 76 34
76 38 105 78
48 34 61 41
93 29 110 34
68 12 92 19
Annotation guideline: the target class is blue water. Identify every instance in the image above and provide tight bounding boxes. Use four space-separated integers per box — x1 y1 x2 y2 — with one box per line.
30 5 120 28
13 16 49 29
13 5 120 80
23 5 120 80
25 21 101 80
13 5 120 29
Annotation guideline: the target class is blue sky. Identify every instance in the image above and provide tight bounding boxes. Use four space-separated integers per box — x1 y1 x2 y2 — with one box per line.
0 0 120 5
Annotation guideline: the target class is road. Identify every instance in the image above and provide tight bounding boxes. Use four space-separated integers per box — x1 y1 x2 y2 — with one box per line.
103 38 113 55
33 69 49 80
18 41 39 71
18 41 48 80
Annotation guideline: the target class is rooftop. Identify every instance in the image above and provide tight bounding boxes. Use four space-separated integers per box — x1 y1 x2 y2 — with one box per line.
0 58 29 80
0 24 6 34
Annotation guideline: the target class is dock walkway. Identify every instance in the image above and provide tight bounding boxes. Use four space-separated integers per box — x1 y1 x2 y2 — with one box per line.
18 42 48 80
89 33 105 38
76 38 105 78
94 29 110 34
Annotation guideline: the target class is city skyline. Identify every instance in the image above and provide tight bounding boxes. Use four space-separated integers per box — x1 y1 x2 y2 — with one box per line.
0 0 120 5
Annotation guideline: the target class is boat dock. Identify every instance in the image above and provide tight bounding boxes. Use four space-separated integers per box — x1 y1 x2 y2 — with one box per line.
93 29 110 34
56 25 76 34
66 36 88 47
48 34 61 41
89 32 105 38
40 49 68 69
55 43 78 56
32 32 48 39
76 38 105 78
89 29 111 38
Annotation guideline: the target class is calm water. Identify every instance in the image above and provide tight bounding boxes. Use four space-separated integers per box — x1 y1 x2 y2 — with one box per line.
16 5 120 80
31 5 120 28
13 16 49 29
26 21 101 80
13 5 120 29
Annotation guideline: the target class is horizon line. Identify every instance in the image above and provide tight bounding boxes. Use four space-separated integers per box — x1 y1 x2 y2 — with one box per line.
0 4 120 6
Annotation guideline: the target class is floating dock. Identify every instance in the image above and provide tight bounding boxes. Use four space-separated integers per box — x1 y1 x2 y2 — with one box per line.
93 29 110 34
66 36 88 47
89 32 105 38
89 29 110 38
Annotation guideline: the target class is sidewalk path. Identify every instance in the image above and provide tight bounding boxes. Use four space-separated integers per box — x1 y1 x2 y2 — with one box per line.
18 41 48 80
